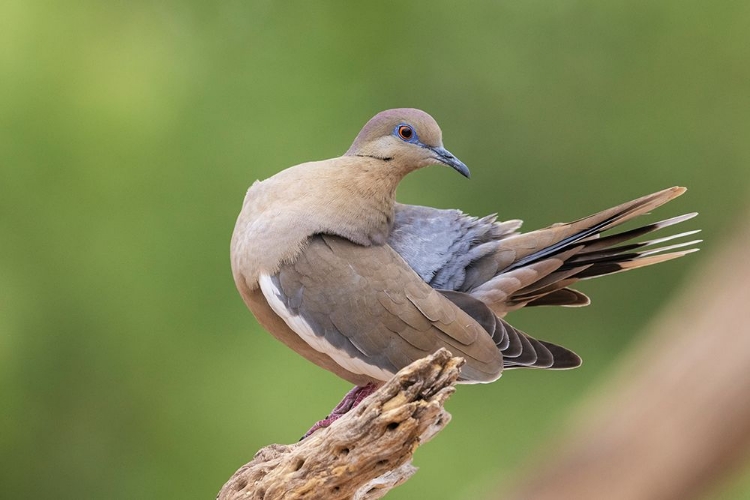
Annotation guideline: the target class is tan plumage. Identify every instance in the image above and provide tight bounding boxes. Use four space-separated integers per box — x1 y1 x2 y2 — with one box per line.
230 108 698 387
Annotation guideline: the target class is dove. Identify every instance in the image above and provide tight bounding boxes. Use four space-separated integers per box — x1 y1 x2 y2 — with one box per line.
230 108 698 435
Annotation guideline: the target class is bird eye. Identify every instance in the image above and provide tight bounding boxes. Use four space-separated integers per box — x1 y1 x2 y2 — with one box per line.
397 125 414 141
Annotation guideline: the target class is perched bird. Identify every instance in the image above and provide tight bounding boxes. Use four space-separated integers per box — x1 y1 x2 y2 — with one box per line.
230 108 698 435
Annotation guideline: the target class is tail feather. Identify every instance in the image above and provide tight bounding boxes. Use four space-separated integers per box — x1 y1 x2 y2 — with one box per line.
576 248 699 280
467 187 698 315
496 187 687 274
526 288 591 307
568 239 701 269
579 213 698 251
537 340 582 369
441 289 582 371
434 187 696 373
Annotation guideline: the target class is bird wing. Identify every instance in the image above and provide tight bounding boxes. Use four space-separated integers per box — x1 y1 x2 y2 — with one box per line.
390 187 699 317
258 234 504 383
389 203 522 290
439 290 581 369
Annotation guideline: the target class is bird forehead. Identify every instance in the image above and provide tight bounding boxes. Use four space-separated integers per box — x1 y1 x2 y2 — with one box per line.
365 108 443 144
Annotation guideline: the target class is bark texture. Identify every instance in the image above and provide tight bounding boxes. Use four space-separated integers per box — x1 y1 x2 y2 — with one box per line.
217 349 462 500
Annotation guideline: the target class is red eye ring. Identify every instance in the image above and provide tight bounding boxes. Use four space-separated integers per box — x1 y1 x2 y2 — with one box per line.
398 125 414 141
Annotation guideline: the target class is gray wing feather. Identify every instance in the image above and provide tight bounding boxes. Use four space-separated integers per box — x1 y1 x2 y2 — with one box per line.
388 203 521 290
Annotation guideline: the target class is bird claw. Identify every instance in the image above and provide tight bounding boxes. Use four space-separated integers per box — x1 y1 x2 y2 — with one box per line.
301 382 379 439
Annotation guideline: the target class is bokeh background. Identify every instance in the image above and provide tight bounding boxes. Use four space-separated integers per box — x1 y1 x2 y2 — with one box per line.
2 1 749 498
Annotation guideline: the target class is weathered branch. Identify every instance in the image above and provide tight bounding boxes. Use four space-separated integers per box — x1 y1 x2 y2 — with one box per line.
218 349 464 500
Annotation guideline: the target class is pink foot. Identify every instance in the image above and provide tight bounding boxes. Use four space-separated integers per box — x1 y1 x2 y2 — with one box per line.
302 382 379 439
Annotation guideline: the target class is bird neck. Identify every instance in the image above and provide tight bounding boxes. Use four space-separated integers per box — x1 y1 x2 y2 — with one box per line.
231 156 407 289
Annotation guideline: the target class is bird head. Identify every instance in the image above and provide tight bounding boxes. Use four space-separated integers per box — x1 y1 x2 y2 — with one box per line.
345 108 470 178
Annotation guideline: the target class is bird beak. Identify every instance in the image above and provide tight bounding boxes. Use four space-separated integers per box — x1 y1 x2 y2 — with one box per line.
430 146 471 178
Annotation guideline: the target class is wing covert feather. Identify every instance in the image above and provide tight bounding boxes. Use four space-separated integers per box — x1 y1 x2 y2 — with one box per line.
269 234 504 383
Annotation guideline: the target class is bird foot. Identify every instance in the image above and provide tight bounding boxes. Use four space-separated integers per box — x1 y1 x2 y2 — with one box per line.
301 382 379 439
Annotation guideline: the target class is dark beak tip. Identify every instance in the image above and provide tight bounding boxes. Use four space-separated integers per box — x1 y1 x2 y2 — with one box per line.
431 146 470 179
449 158 471 179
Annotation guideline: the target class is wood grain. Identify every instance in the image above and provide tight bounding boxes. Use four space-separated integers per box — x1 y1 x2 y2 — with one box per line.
217 349 463 500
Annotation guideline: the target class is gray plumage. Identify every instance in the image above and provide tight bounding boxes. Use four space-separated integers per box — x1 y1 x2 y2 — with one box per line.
389 203 521 290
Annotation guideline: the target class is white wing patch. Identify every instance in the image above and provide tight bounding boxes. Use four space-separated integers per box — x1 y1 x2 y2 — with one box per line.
259 273 394 382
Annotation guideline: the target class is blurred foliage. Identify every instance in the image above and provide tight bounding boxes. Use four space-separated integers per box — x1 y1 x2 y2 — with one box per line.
1 0 749 498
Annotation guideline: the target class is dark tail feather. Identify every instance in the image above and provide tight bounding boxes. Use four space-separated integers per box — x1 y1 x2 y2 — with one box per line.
441 289 582 370
472 188 699 313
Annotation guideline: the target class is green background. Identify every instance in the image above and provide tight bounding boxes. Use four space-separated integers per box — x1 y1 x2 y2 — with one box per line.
2 1 748 498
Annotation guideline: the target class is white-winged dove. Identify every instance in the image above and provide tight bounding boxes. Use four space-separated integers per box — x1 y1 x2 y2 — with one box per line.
230 108 698 433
